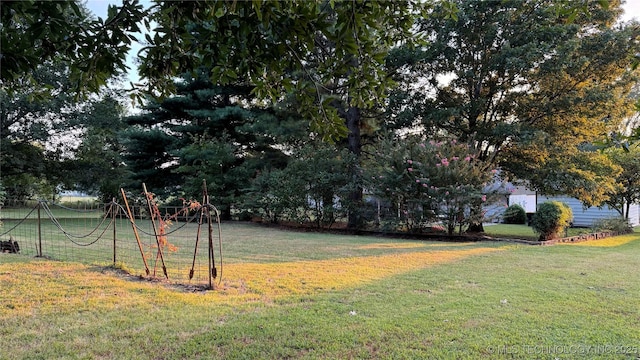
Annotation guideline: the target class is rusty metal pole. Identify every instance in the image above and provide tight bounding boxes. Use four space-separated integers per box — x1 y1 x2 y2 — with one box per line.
142 183 168 279
112 200 117 266
37 201 42 257
120 189 150 275
208 207 218 288
202 179 215 290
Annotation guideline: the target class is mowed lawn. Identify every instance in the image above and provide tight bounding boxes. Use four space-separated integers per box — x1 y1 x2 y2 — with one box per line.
1 223 639 359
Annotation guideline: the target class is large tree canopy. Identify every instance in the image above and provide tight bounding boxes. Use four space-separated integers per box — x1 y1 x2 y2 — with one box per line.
122 70 307 218
0 0 146 96
0 54 133 200
0 61 79 199
138 0 433 141
136 0 452 227
68 96 129 202
389 0 639 209
1 0 145 198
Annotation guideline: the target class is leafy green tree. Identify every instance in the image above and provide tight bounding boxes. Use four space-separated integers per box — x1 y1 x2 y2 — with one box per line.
246 168 307 224
364 136 501 235
1 0 146 96
138 1 426 140
1 0 145 200
247 141 357 228
0 62 81 199
389 0 639 231
138 1 439 228
604 146 640 219
68 96 129 203
504 144 622 208
122 71 306 218
0 63 131 201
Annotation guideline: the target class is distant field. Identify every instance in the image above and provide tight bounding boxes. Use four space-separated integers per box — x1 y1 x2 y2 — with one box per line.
58 195 99 203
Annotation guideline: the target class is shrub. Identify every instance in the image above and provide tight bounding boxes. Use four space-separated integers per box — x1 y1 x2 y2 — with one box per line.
531 201 573 240
245 142 357 228
363 136 504 235
591 217 633 234
503 204 527 224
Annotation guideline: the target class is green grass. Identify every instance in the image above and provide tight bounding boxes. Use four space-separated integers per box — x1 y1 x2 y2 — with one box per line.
1 223 640 359
2 216 500 283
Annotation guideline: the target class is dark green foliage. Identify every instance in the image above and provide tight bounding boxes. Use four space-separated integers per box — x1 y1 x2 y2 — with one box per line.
174 136 250 219
120 127 182 195
0 182 5 207
531 201 573 240
363 136 501 235
0 62 84 200
1 0 143 201
68 96 129 203
604 147 640 220
139 1 423 141
246 142 358 228
503 204 527 224
1 0 146 97
122 70 306 218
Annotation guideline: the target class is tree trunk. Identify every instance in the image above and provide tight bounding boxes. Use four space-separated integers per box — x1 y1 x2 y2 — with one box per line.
220 206 232 221
467 199 485 233
345 105 363 229
625 201 630 220
467 222 485 233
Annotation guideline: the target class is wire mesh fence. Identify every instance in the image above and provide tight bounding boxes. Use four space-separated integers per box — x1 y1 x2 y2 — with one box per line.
0 198 222 288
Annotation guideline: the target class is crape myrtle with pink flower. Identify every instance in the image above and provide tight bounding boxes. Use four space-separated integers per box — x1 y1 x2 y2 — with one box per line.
364 136 506 235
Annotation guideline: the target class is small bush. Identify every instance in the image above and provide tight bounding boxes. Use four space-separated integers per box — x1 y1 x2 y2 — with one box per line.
503 204 527 224
531 201 573 240
591 217 633 234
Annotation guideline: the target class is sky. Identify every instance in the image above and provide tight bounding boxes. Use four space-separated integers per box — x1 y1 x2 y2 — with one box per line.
85 0 150 84
621 0 640 21
84 0 640 24
85 0 640 85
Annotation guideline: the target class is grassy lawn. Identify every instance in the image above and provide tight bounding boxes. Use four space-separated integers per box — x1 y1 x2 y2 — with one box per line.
1 223 640 359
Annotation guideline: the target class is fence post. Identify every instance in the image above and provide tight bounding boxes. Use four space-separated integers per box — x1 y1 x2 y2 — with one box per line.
37 201 42 257
112 200 117 266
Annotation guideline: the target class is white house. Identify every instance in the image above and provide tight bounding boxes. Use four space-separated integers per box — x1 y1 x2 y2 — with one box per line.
535 195 640 227
506 186 640 227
